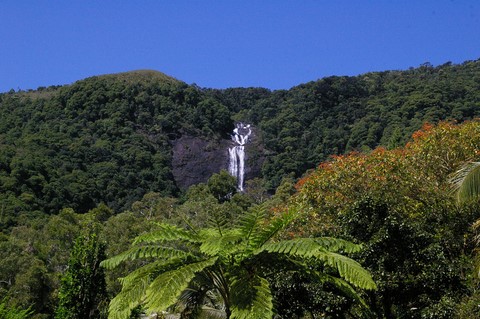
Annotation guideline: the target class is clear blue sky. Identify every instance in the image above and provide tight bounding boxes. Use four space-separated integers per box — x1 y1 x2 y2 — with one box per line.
1 1 479 93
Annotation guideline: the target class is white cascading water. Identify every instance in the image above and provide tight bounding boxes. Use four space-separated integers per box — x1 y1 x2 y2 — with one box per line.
228 123 252 191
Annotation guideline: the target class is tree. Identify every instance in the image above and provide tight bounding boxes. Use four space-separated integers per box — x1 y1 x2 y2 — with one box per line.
206 170 237 202
0 298 33 319
101 206 376 319
289 121 480 318
55 232 108 319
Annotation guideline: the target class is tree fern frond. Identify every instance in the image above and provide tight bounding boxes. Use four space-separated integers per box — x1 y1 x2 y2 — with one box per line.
174 273 226 319
108 268 151 319
318 272 373 317
251 208 297 249
133 223 200 245
101 245 192 270
200 229 243 256
450 162 480 204
238 205 266 242
317 251 377 290
257 238 321 257
144 257 218 313
230 275 273 319
108 259 187 319
313 237 363 253
119 258 185 288
258 238 375 290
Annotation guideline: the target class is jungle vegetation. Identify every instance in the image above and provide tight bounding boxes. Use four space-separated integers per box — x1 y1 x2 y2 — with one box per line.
1 60 480 318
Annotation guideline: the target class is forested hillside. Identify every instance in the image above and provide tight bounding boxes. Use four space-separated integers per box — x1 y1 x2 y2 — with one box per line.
208 60 480 187
1 60 480 220
1 60 480 318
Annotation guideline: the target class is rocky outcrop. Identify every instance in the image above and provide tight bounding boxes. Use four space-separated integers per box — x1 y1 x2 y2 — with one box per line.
171 128 264 190
171 136 229 190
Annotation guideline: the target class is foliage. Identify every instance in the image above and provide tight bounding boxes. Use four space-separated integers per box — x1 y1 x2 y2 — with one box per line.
0 298 33 319
101 205 376 319
1 61 480 218
55 232 108 319
288 121 480 317
1 61 480 318
451 162 480 204
209 60 480 189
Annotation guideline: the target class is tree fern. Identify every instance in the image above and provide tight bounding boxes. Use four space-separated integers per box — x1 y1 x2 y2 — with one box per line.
132 222 200 245
258 238 376 290
144 258 218 314
250 207 297 249
100 245 192 269
200 229 243 257
230 275 273 319
109 259 186 319
238 206 266 243
104 206 375 318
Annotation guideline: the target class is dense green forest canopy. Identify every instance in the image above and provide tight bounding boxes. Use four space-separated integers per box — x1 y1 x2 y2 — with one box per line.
1 60 480 318
1 60 480 220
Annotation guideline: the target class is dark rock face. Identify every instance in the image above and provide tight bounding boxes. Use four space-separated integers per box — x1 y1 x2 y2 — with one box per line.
171 128 265 190
171 136 230 190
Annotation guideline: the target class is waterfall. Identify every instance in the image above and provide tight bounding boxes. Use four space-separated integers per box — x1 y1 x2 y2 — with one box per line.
228 123 252 191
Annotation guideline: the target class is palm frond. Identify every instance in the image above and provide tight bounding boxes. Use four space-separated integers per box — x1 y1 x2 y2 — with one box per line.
144 257 218 313
101 245 192 270
450 162 480 204
133 223 200 245
230 275 274 319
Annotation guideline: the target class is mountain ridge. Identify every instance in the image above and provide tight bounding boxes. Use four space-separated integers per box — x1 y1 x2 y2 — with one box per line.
0 59 479 216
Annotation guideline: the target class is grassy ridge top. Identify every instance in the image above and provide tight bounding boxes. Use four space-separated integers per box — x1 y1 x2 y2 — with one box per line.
92 69 183 86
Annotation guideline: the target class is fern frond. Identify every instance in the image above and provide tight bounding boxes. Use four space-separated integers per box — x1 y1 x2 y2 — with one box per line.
239 205 266 242
256 238 318 257
144 257 218 313
251 208 297 249
318 251 377 290
319 273 373 316
258 238 375 290
200 229 243 257
133 223 200 245
174 273 226 319
101 245 192 269
109 278 147 319
119 258 185 287
230 275 273 319
314 237 362 253
258 237 362 257
108 259 186 319
108 266 153 319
